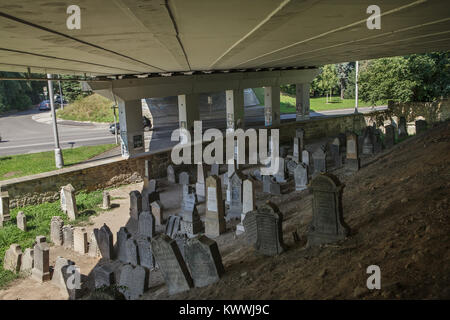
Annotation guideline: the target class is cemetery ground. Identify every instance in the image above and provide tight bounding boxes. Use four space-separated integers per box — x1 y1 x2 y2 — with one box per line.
0 144 116 181
0 121 449 299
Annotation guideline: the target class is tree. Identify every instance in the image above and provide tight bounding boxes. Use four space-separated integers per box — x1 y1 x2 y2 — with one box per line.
336 62 354 99
316 64 339 103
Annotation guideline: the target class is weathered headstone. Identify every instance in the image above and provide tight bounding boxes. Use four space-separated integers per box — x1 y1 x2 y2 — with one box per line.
210 163 219 176
252 168 262 181
20 248 34 274
63 225 74 250
60 184 77 220
302 150 310 167
0 191 11 225
274 157 287 183
118 264 148 300
180 192 203 237
205 175 226 238
151 200 164 226
142 190 160 212
165 215 181 238
384 124 395 148
173 232 188 260
293 137 301 163
167 165 178 184
373 129 383 153
97 224 114 260
195 164 207 202
346 132 360 171
51 256 75 290
16 211 27 231
32 238 50 282
312 145 327 177
262 175 281 195
415 119 427 134
73 227 88 254
50 216 64 246
102 191 111 210
116 227 132 263
129 190 142 220
227 171 245 219
138 211 155 238
179 171 190 185
398 116 408 138
294 163 308 191
286 159 298 176
307 173 350 246
4 244 22 272
296 128 305 153
330 137 343 168
136 236 155 269
242 202 286 256
88 230 101 257
185 235 225 287
94 263 115 289
61 263 87 300
362 128 374 155
236 178 256 235
126 238 139 266
151 234 193 295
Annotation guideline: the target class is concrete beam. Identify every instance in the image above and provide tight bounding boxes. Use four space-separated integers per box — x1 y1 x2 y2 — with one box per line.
178 94 200 131
296 83 311 121
264 86 281 126
117 98 144 157
226 89 245 132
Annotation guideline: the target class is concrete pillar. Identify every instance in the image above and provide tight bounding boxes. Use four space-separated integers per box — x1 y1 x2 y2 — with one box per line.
226 89 245 133
117 98 144 157
177 94 200 132
264 86 280 127
296 83 310 121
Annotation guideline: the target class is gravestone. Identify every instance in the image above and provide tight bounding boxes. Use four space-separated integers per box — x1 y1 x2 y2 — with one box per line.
51 256 75 290
286 159 298 176
362 128 374 155
205 175 226 238
97 224 114 260
148 179 157 193
398 116 408 138
0 191 11 225
102 191 111 210
252 169 262 181
346 132 360 171
167 165 178 184
94 263 115 289
373 129 383 153
227 171 245 219
296 128 305 153
151 234 193 295
302 150 310 167
32 238 50 282
384 125 395 148
118 264 148 300
262 175 281 195
142 190 160 212
312 145 327 177
63 225 74 250
179 171 190 185
293 137 301 163
195 164 207 202
4 244 22 272
151 201 164 226
185 235 225 288
129 191 142 220
225 160 237 204
138 211 155 238
61 263 87 300
73 227 88 254
137 236 155 269
88 230 101 257
274 157 287 183
180 192 203 237
16 211 27 231
116 227 132 263
210 163 219 176
236 178 256 235
173 232 188 260
415 119 427 134
330 137 342 168
20 248 34 274
50 216 64 246
165 215 182 238
60 184 77 220
126 238 139 266
242 202 286 256
294 163 308 191
307 173 350 246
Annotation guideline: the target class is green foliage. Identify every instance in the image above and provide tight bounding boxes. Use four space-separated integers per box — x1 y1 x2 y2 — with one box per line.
57 93 115 123
0 72 45 112
0 190 104 288
60 76 91 103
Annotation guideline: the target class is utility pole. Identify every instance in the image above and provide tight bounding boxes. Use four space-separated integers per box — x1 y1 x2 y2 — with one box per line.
47 74 64 168
58 75 64 110
354 61 359 114
111 104 119 145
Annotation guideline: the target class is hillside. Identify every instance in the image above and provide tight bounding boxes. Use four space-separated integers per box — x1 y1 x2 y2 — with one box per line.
56 94 114 123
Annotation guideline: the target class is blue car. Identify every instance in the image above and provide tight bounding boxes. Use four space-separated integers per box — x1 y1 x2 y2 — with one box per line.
38 100 50 111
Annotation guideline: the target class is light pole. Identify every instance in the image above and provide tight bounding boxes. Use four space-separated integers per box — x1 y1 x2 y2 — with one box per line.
111 104 119 145
354 61 359 114
58 75 64 110
47 74 64 168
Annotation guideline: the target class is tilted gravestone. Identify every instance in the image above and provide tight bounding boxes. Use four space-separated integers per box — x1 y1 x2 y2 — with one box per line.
51 256 75 290
119 264 149 300
227 171 245 219
312 145 327 177
116 227 132 263
88 230 101 258
165 215 182 238
307 173 350 246
243 202 286 256
236 178 256 235
73 227 88 254
173 232 188 261
346 132 360 171
63 225 74 250
180 192 203 237
4 244 22 272
32 238 51 282
138 211 155 238
151 200 164 226
60 184 77 220
16 211 27 231
129 190 142 220
384 125 395 148
151 234 193 295
195 164 207 202
415 119 427 134
137 236 155 269
184 235 225 288
97 224 114 260
125 238 139 266
294 162 308 191
94 263 115 289
20 248 34 275
50 216 64 246
205 175 226 238
102 191 111 210
0 191 11 225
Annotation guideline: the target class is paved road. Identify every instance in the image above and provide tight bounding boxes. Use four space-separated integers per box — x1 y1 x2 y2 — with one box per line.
0 105 386 157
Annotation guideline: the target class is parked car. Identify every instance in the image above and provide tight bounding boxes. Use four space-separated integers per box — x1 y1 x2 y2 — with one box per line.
109 116 152 134
38 100 50 111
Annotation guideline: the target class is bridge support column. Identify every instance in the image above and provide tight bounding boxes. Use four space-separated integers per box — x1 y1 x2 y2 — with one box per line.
264 86 280 126
178 93 200 132
296 83 310 121
117 98 144 157
226 89 245 133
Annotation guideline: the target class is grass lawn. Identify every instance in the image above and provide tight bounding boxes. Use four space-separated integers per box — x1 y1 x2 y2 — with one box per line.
0 144 116 181
0 190 105 288
57 94 115 123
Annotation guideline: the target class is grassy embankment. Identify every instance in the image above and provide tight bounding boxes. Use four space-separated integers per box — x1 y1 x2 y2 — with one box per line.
57 94 115 123
0 144 116 181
